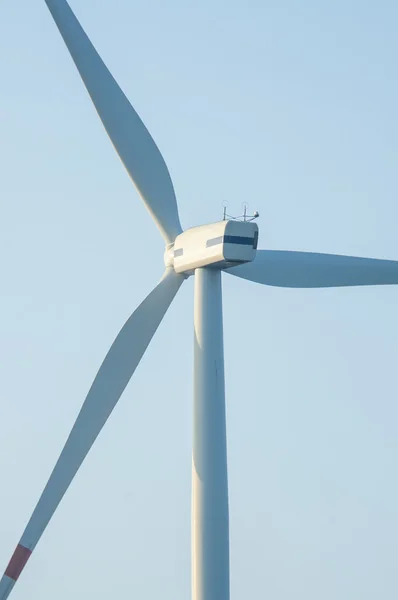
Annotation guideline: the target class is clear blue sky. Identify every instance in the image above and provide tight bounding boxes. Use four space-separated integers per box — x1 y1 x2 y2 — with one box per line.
1 1 398 598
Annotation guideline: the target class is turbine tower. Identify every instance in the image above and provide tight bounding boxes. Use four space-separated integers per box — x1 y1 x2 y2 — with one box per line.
2 2 398 599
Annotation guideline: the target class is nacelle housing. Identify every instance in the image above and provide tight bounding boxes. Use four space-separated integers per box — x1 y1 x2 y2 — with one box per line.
172 220 258 275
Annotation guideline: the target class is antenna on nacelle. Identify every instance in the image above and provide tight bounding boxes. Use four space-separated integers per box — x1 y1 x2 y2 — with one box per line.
222 200 228 221
221 201 259 222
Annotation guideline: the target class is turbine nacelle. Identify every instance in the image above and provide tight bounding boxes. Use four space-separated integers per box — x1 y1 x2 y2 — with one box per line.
164 220 259 275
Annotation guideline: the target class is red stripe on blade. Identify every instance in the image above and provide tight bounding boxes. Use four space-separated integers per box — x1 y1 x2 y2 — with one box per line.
4 545 32 581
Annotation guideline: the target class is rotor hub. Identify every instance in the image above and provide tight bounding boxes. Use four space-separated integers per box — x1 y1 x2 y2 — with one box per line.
163 243 175 269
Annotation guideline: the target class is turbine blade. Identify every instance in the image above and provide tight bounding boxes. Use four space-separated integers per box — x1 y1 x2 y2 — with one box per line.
0 268 183 599
225 250 398 288
44 0 182 244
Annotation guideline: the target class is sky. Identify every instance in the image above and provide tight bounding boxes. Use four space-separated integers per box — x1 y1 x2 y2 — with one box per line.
0 0 398 598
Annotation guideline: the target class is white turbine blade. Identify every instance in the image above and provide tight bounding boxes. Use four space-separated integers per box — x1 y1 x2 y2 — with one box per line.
44 0 182 244
0 268 183 599
225 250 398 288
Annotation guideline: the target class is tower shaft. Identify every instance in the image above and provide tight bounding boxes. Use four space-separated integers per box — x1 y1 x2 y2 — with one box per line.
192 268 230 600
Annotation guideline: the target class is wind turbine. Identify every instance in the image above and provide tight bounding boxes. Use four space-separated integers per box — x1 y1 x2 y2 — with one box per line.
1 1 398 599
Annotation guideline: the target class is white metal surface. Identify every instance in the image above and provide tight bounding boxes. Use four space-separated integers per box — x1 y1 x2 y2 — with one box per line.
0 578 13 600
0 268 184 599
44 0 182 243
173 220 258 275
225 249 398 287
192 268 229 600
